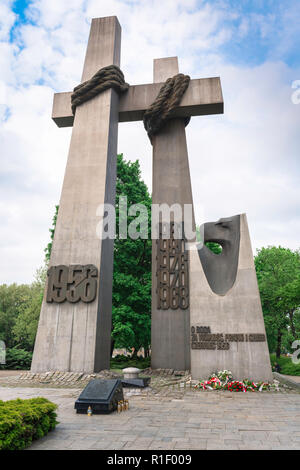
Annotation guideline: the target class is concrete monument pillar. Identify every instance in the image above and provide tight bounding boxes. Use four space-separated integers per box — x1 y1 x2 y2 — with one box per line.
151 58 194 371
190 214 273 381
31 17 121 372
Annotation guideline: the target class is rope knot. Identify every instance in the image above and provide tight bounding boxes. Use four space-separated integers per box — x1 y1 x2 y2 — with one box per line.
71 66 191 145
143 73 191 143
71 65 129 115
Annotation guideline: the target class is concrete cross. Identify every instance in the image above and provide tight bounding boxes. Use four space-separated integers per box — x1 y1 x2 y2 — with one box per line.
52 62 223 128
32 16 223 373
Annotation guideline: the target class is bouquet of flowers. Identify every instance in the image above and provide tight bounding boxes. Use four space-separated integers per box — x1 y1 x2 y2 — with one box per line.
196 370 233 391
195 371 276 392
216 370 233 384
227 380 247 392
197 376 222 390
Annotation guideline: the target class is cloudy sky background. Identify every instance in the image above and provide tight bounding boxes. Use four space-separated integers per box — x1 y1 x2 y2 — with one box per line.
0 0 299 284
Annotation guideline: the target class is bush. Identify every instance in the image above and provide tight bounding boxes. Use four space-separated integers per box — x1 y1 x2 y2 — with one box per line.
270 353 300 376
0 348 32 370
0 397 58 450
110 355 150 370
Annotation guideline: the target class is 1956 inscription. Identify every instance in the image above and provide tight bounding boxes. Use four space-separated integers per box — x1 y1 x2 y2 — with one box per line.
46 264 98 304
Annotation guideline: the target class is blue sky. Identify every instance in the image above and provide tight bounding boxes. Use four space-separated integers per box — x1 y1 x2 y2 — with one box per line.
10 0 300 67
0 0 300 283
12 0 31 20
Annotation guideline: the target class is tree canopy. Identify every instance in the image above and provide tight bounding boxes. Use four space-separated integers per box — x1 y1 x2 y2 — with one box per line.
254 246 300 357
112 154 152 355
0 268 45 351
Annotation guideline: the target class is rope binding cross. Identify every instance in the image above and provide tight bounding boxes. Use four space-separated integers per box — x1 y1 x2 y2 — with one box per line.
143 73 191 143
71 65 129 115
71 65 191 143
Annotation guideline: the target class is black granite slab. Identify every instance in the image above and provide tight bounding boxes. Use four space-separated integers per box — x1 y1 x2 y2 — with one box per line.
74 378 123 414
121 377 151 388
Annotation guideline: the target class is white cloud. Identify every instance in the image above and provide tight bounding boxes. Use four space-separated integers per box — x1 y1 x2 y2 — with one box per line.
0 0 16 41
0 0 299 284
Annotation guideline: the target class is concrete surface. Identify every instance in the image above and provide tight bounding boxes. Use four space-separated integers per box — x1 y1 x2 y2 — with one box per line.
0 386 299 450
52 77 224 127
283 375 300 383
31 17 121 373
274 372 300 389
198 215 240 295
190 214 273 382
150 57 193 372
0 370 25 377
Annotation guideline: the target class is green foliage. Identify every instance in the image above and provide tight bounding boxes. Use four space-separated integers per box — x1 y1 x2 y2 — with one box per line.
12 267 46 351
270 353 300 376
112 154 152 353
0 268 45 353
0 284 33 348
0 397 58 450
0 348 32 370
254 246 300 357
44 205 59 262
110 354 151 371
205 242 222 254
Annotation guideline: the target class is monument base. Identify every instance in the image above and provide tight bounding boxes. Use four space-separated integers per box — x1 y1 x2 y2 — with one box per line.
189 214 273 382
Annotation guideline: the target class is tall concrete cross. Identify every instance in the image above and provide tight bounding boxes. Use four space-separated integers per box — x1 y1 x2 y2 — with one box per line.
31 16 122 373
151 57 224 370
32 16 223 373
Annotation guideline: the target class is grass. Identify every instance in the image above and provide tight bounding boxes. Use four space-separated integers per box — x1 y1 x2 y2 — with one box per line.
270 353 300 376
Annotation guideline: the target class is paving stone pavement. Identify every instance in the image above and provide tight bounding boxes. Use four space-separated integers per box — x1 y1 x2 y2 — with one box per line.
0 386 299 450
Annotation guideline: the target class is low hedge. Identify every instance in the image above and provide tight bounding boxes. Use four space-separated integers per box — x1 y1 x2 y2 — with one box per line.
0 397 58 450
0 348 32 370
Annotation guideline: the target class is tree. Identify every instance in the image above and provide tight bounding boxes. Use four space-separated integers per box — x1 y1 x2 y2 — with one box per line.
0 268 46 352
44 205 59 262
205 241 222 255
255 246 300 358
112 154 152 355
0 284 32 348
12 267 46 351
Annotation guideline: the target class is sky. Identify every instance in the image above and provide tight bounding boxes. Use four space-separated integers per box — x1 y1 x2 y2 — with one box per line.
0 0 299 284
